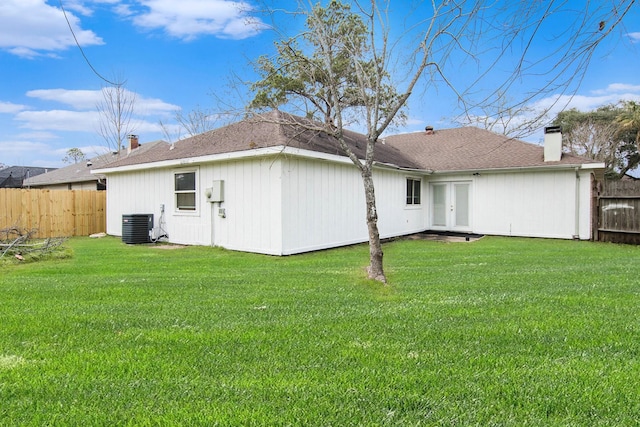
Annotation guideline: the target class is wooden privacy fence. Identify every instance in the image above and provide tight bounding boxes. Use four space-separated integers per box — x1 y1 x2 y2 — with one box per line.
596 180 640 244
0 189 106 238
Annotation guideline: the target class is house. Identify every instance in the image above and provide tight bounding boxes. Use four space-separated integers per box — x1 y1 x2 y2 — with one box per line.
384 125 602 240
0 166 55 188
93 112 604 254
24 137 169 190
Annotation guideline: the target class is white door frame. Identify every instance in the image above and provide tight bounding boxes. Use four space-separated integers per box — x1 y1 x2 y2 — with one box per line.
430 181 472 232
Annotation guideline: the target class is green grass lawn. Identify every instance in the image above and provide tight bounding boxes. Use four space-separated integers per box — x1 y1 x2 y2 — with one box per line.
1 236 639 426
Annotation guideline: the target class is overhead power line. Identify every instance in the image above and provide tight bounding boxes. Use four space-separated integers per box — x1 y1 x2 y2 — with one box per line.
58 0 120 86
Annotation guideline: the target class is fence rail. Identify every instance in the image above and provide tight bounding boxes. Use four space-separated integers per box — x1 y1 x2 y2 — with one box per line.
597 180 640 244
0 188 106 238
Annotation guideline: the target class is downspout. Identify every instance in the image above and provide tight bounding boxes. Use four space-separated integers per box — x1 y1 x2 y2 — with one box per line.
574 167 580 239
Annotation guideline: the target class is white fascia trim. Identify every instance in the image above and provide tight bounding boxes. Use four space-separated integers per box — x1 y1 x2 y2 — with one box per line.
91 146 603 176
576 162 606 170
92 146 285 174
373 162 434 175
283 149 429 174
432 162 605 175
274 146 356 165
92 146 363 174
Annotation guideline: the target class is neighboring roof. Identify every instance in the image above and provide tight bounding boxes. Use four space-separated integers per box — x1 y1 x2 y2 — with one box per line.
98 111 422 171
1 166 54 188
384 127 602 172
24 140 169 186
95 111 603 174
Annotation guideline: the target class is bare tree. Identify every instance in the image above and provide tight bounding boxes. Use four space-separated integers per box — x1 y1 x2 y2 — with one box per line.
160 105 220 144
176 105 219 137
457 1 637 135
96 81 137 153
248 0 635 284
456 92 543 138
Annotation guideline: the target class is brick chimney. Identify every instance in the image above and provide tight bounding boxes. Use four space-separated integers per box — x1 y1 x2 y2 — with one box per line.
127 134 139 154
543 126 562 162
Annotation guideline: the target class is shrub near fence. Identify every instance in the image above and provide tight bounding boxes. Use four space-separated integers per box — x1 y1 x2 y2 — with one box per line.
0 188 106 238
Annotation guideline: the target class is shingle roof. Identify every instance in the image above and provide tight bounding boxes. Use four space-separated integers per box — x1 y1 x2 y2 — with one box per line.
96 112 602 173
24 140 169 186
100 111 421 170
0 166 52 179
1 166 54 188
383 127 601 172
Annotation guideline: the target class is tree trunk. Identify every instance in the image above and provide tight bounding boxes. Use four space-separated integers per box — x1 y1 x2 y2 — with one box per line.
361 168 386 284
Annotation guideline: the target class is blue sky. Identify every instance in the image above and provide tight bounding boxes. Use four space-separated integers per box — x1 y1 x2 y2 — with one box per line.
1 0 640 169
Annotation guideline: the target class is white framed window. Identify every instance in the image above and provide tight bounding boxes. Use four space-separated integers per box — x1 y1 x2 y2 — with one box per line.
174 170 197 212
406 177 421 205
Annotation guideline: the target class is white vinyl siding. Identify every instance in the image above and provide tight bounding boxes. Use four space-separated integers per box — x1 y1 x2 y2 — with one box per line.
210 157 283 254
472 169 593 239
280 157 365 253
100 149 596 255
280 159 427 254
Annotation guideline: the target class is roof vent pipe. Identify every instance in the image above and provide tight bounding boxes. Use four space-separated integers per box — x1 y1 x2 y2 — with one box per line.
543 126 562 162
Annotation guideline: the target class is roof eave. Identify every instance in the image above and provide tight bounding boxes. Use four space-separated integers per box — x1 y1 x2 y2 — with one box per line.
431 162 605 175
92 146 361 174
373 162 434 175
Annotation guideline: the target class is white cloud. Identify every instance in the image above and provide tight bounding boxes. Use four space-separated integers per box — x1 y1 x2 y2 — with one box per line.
628 32 640 43
0 136 102 168
0 101 26 114
60 0 93 16
81 144 112 157
0 139 51 157
136 96 181 116
456 83 640 142
16 110 100 132
7 47 59 59
17 131 60 140
533 94 613 114
15 109 167 134
27 89 103 110
26 88 180 115
132 0 266 40
14 107 174 137
114 3 135 17
0 0 103 57
0 0 265 57
133 119 166 134
592 83 640 95
65 0 123 16
222 16 266 39
11 87 178 153
514 83 640 123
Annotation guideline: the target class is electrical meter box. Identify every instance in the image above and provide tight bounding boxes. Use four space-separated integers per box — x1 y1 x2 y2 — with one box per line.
205 180 224 203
